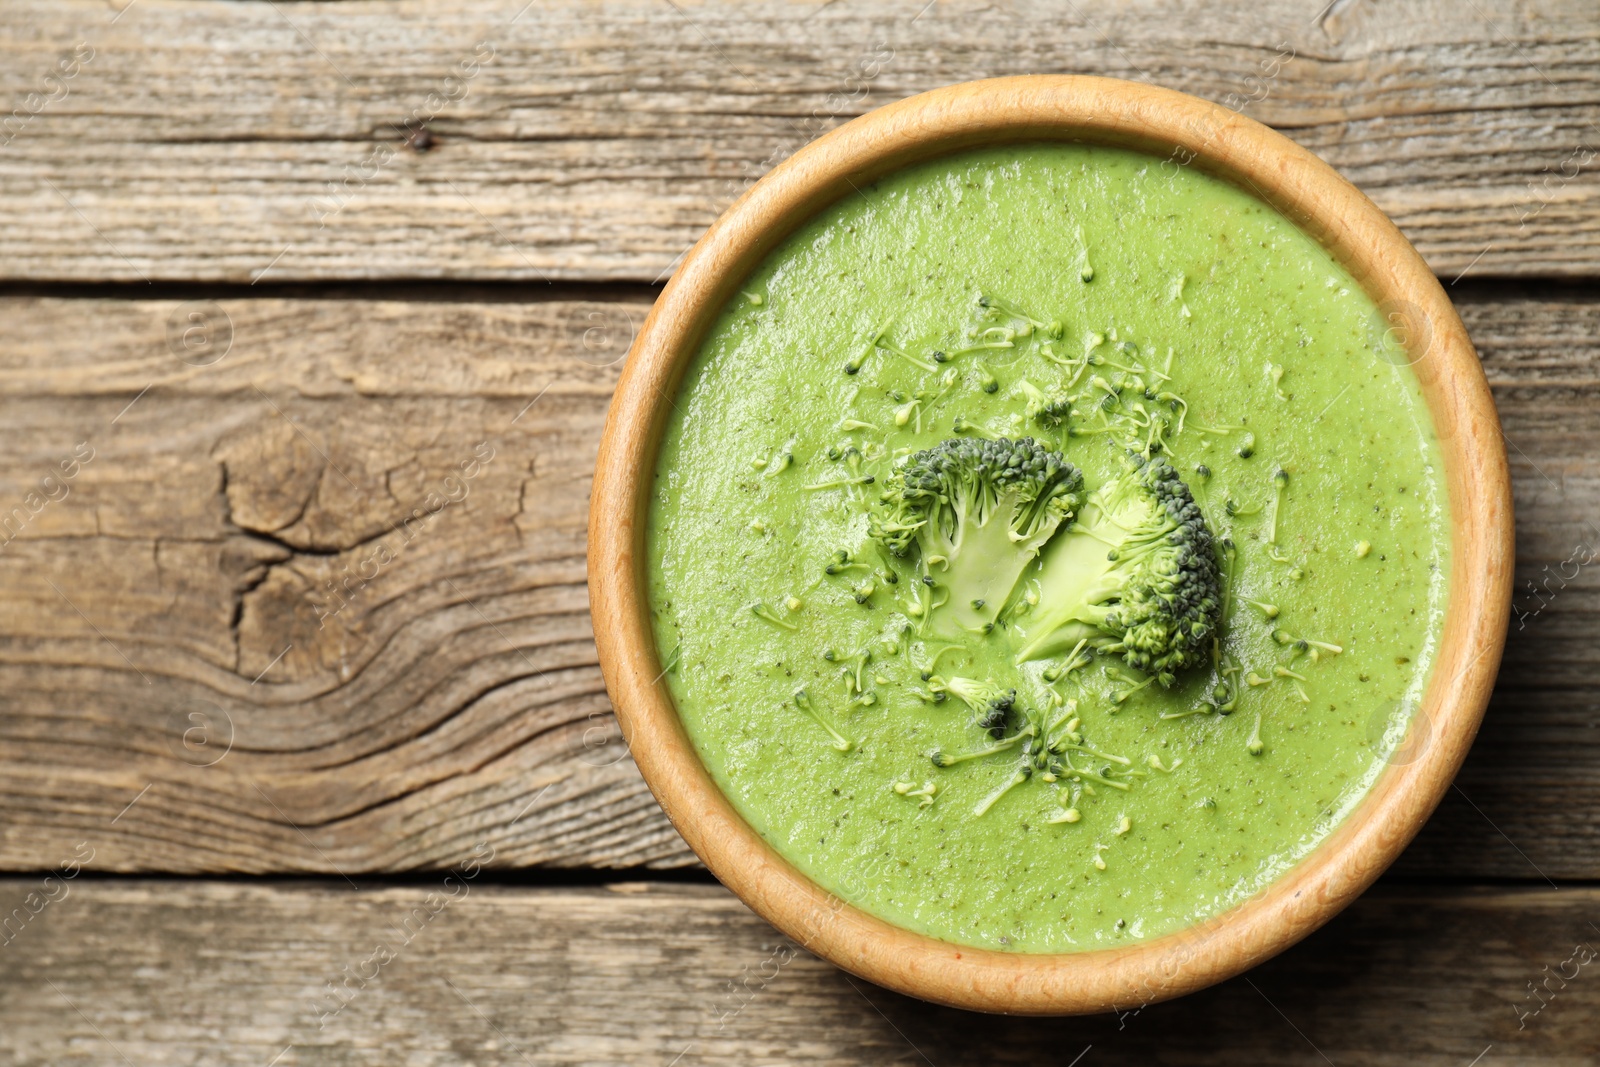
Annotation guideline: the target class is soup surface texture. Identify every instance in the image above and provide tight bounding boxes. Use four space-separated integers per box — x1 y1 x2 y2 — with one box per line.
647 144 1449 953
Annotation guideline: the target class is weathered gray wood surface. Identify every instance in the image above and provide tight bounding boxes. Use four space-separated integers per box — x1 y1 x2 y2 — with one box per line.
0 879 1594 1066
0 288 1593 879
1 0 1598 282
0 292 689 874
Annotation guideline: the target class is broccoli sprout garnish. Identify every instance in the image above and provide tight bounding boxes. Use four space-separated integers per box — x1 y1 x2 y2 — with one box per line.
893 780 940 807
750 602 797 630
803 446 875 491
876 333 939 373
1266 468 1289 544
973 766 1031 817
1158 392 1189 435
843 319 892 375
930 736 1022 768
1017 379 1073 430
1107 668 1156 705
840 648 872 695
1274 665 1311 703
977 292 1063 339
1191 420 1243 436
1266 362 1287 401
950 415 1002 440
823 548 870 576
1272 629 1342 656
792 689 853 752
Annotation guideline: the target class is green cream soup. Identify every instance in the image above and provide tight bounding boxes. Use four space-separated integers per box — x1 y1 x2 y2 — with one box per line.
647 144 1449 953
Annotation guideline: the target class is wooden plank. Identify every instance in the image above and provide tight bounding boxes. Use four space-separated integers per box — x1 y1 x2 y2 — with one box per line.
0 288 1596 878
1 0 1598 282
0 293 697 874
0 878 1595 1064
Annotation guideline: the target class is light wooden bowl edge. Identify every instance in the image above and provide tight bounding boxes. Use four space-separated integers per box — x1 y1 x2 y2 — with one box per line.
587 76 1513 1016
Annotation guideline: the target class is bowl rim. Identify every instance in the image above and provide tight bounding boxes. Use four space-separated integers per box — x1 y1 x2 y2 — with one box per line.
587 75 1513 1015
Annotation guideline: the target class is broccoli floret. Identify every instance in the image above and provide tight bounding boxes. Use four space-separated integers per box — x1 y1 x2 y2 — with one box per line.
870 437 1083 637
932 676 1017 738
1016 454 1222 684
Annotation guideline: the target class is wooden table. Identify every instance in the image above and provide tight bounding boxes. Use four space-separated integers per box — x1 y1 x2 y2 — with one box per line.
1 1 1596 1062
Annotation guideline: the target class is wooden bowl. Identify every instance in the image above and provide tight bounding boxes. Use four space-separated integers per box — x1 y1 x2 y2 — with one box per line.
588 76 1512 1015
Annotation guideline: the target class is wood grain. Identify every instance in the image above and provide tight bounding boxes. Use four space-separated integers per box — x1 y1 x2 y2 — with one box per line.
1 0 1598 282
0 287 1593 881
0 878 1596 1064
0 293 697 874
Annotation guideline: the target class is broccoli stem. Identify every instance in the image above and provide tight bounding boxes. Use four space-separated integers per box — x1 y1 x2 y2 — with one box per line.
1014 515 1116 662
924 482 1049 637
